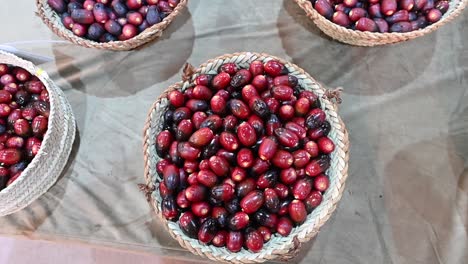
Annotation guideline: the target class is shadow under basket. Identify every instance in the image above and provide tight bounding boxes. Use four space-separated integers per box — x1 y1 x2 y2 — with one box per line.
36 0 189 51
0 51 76 216
294 0 468 46
142 52 350 263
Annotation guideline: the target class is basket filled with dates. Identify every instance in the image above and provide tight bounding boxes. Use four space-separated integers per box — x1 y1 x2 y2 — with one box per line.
0 51 75 216
37 0 188 50
143 52 349 263
295 0 467 46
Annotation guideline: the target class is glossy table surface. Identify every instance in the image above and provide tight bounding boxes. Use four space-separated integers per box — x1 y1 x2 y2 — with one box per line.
0 1 467 263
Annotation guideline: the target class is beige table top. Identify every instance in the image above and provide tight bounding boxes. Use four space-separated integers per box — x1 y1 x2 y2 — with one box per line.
0 1 467 263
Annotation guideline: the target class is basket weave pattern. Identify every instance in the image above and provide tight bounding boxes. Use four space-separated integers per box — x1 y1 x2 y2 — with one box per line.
0 51 76 216
143 52 349 263
294 0 468 46
36 0 188 51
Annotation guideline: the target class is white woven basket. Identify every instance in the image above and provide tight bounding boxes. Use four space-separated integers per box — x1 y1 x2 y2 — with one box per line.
143 52 350 263
0 51 76 216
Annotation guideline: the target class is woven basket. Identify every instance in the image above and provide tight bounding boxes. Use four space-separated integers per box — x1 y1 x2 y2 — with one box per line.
142 52 350 263
36 0 188 51
294 0 468 46
0 51 76 216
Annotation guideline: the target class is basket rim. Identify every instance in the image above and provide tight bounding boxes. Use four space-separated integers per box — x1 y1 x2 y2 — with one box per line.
294 0 468 43
35 0 189 50
142 52 350 263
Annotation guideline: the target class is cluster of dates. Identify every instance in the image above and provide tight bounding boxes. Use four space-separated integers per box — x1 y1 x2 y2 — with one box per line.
155 59 335 253
47 0 180 42
0 64 49 191
312 0 450 32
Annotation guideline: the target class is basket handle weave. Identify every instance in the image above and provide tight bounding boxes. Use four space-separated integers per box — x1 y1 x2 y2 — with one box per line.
182 63 196 82
323 86 343 108
278 236 303 261
138 183 155 202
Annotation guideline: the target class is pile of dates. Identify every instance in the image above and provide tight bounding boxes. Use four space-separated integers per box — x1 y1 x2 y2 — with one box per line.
47 0 181 42
155 59 335 253
312 0 450 32
0 64 49 191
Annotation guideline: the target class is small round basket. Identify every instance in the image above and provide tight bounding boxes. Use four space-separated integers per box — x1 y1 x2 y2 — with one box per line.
36 0 188 51
142 52 349 263
294 0 467 46
0 51 76 216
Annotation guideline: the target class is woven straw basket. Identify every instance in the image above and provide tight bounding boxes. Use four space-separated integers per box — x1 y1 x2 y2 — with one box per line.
0 51 76 216
294 0 468 46
36 0 188 51
142 52 349 263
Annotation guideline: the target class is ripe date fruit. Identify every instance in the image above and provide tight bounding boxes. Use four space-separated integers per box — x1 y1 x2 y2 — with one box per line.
245 229 264 252
240 190 264 214
179 212 199 239
226 231 243 253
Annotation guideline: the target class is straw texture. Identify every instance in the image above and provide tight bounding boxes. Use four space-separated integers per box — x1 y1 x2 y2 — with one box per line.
294 0 468 46
0 51 76 216
36 0 188 51
143 52 350 263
